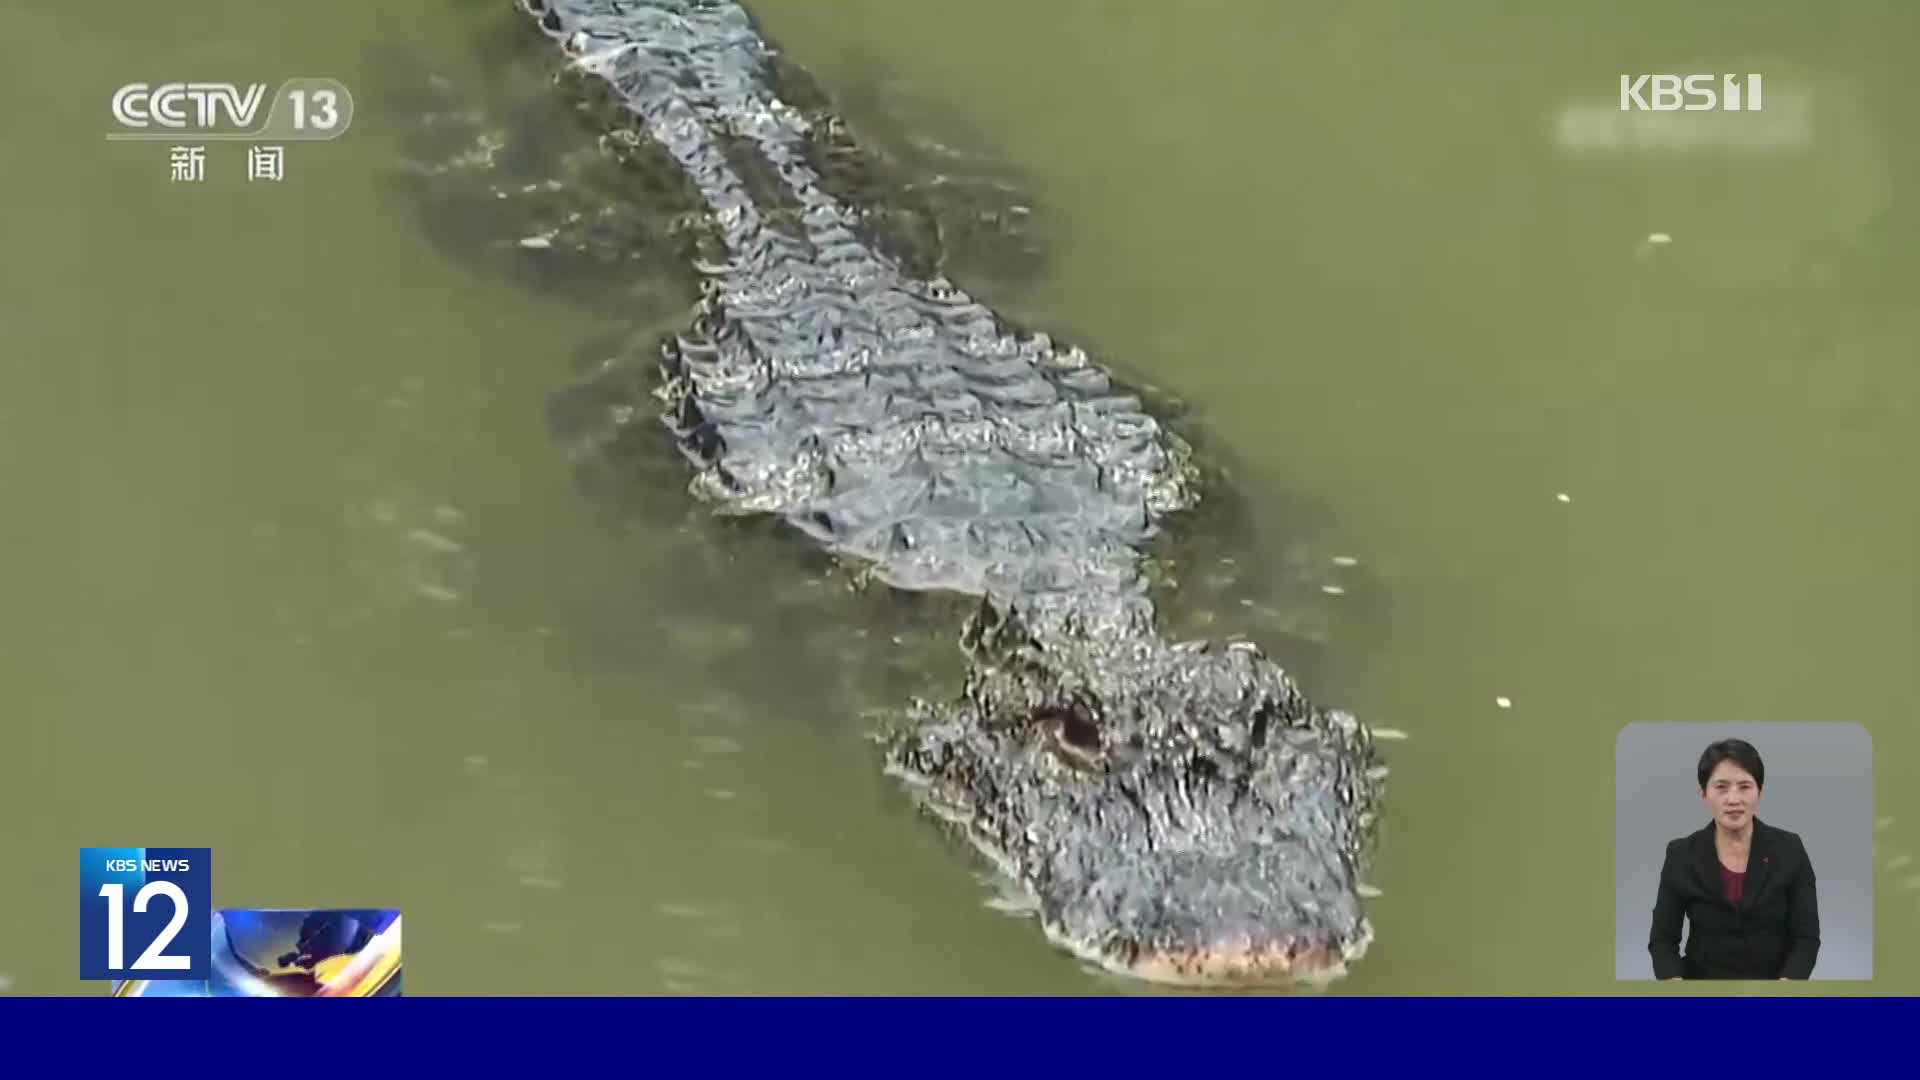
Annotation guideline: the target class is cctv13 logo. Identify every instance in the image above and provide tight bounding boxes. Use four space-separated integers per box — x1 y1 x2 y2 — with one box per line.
80 848 212 981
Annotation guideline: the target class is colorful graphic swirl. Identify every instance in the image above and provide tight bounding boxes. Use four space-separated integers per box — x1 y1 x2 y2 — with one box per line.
113 908 401 997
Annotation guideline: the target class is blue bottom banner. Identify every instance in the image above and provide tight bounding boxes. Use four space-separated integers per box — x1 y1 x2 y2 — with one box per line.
9 997 1911 1071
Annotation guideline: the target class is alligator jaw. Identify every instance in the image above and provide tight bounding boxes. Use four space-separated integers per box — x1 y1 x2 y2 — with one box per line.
897 757 1376 990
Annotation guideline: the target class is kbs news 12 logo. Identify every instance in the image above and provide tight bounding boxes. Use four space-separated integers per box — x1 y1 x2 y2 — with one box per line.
79 848 213 981
79 847 404 995
107 79 355 140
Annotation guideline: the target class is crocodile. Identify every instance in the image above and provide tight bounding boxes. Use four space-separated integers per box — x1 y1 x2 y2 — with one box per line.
390 0 1391 987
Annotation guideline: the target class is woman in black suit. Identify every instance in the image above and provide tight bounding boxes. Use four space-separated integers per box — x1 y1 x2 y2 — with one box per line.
1647 739 1820 980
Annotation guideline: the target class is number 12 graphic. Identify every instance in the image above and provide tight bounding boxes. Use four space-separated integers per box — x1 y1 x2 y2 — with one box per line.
79 847 212 981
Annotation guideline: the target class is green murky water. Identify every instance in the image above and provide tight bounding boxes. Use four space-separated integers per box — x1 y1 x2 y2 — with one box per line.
2 1 1913 995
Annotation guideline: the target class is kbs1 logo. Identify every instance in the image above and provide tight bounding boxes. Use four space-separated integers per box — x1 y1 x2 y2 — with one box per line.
79 848 213 980
106 79 355 141
1619 74 1764 112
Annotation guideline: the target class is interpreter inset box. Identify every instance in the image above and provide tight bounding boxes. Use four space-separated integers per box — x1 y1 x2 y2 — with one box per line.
1614 722 1872 981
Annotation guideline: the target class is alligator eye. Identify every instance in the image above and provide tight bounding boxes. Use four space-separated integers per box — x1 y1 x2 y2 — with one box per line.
1037 702 1102 765
1059 710 1100 752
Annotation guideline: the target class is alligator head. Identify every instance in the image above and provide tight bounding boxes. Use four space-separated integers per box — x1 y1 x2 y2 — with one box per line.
886 599 1384 986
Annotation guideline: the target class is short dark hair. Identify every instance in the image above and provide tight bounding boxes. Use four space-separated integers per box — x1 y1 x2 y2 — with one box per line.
1697 739 1765 790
